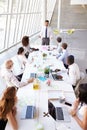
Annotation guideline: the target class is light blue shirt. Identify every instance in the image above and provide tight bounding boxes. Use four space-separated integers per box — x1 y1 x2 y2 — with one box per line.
58 49 68 65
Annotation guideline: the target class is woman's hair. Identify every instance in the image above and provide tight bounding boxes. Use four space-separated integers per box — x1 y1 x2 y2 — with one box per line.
0 87 17 119
78 84 87 105
17 47 24 55
22 36 29 47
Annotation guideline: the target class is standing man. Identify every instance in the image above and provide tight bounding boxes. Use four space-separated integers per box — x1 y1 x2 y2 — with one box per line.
40 20 53 45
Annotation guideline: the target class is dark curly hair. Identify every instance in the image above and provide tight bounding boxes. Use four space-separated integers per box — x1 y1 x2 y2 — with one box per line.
22 36 29 47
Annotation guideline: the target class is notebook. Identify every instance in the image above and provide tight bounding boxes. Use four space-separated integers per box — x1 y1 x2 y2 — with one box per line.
56 107 71 122
20 106 35 119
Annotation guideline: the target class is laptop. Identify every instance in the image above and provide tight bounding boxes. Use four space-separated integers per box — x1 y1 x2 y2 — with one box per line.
20 105 35 119
51 73 63 81
56 107 71 122
30 73 37 78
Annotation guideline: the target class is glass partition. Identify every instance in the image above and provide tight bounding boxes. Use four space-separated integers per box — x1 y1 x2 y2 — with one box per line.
0 0 56 52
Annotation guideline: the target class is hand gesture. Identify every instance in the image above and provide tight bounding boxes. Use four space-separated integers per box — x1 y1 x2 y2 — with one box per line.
69 108 77 117
73 98 80 110
28 78 34 83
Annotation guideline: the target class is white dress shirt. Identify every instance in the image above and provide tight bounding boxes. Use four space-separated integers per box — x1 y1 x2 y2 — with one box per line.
57 42 62 53
11 55 28 76
64 63 80 86
40 26 53 39
17 55 28 68
3 68 28 88
58 49 68 65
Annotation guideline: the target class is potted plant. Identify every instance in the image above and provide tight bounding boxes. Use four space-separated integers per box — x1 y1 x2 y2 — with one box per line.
44 67 50 78
42 53 47 60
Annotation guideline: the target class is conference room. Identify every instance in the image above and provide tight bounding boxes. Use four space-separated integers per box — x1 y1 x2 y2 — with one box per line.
0 0 87 130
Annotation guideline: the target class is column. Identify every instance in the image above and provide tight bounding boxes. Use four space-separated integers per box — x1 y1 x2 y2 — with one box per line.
57 0 61 30
41 0 47 25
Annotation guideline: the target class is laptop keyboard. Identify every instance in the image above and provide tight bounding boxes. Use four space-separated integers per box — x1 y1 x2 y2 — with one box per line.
56 107 71 122
52 74 58 80
56 107 64 120
52 74 63 81
26 106 33 118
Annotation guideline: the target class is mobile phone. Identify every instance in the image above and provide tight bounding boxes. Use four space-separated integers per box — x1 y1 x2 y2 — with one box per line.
65 102 72 106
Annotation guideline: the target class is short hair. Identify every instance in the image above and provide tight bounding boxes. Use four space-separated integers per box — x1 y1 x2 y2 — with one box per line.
45 20 49 23
17 47 24 55
5 60 13 69
78 83 87 104
57 37 62 43
22 36 29 47
62 43 67 49
67 55 74 65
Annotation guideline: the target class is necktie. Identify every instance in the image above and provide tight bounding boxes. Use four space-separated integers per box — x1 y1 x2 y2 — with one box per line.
45 27 47 38
67 67 69 75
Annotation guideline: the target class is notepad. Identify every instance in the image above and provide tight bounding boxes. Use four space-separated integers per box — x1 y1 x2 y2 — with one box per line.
20 106 35 119
38 76 47 81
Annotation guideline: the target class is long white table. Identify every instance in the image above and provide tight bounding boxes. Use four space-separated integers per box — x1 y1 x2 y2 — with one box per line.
6 47 82 130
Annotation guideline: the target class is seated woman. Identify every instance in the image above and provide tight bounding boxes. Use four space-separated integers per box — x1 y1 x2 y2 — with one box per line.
22 36 30 58
22 36 39 58
12 47 34 81
0 86 18 130
56 37 62 53
15 47 28 81
70 83 87 130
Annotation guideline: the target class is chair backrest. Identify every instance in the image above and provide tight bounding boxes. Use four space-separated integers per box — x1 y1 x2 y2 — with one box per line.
80 71 85 80
75 71 85 97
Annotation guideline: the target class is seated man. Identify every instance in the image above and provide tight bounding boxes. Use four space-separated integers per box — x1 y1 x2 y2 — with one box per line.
64 55 80 89
3 60 34 88
56 37 62 53
57 43 69 69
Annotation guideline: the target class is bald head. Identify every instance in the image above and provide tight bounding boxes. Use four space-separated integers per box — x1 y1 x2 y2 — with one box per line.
5 60 13 69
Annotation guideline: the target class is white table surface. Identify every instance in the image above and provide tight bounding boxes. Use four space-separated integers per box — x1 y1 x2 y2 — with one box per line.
6 48 82 130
